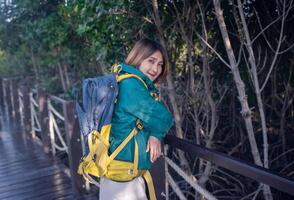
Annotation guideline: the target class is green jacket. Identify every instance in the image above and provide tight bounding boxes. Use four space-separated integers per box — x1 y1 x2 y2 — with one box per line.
109 64 173 170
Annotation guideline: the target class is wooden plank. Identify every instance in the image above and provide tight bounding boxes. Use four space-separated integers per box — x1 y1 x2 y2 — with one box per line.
29 186 74 200
1 182 73 200
0 164 65 186
0 160 52 177
0 154 48 164
0 98 96 200
54 194 76 200
0 173 71 199
0 172 67 193
0 155 48 165
0 155 49 167
0 162 51 177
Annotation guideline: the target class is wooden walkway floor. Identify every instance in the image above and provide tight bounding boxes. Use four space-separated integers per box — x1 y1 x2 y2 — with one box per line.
0 111 97 200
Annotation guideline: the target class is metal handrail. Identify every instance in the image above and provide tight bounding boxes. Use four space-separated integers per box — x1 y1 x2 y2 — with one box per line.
164 135 294 196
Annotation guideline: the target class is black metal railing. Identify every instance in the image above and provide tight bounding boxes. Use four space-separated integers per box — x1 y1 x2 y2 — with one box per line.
164 135 294 196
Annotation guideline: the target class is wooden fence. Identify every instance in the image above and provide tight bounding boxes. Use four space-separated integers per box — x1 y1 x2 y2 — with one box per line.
1 77 293 200
0 77 168 199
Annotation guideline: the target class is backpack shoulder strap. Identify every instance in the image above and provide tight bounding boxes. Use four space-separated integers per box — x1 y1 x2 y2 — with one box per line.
112 63 148 88
108 120 142 162
117 74 147 88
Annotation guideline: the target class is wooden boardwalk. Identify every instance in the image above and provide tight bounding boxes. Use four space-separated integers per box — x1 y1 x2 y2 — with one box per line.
0 111 97 200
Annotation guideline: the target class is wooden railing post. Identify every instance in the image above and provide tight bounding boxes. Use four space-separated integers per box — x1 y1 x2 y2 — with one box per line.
0 78 3 108
11 78 20 121
21 85 32 135
38 89 50 153
63 101 84 194
9 79 15 118
3 79 13 117
150 143 166 200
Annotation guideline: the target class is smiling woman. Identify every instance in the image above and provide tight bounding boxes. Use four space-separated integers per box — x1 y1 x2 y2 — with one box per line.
125 38 169 83
99 39 173 200
139 51 163 82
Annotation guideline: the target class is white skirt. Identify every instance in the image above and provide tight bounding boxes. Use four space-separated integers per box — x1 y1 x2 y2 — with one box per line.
99 177 148 200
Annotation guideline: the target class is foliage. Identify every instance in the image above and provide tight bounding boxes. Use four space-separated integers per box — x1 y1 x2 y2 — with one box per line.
0 0 294 199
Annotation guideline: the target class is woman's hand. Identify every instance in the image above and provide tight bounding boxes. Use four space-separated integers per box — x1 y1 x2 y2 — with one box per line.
146 136 161 163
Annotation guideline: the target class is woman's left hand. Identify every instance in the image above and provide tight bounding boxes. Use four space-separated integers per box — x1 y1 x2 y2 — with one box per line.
146 136 161 163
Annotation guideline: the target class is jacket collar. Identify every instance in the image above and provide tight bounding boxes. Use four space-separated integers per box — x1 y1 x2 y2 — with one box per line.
120 63 158 93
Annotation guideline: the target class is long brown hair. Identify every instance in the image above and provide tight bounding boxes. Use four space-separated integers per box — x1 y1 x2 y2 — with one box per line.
125 38 169 83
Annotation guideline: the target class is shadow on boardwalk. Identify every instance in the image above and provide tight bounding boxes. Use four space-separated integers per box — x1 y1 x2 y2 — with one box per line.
0 108 97 200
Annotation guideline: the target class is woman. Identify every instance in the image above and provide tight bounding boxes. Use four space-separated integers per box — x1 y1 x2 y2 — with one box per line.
100 39 173 200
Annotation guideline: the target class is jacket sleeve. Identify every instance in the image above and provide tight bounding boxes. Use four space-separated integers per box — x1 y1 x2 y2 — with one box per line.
118 78 173 140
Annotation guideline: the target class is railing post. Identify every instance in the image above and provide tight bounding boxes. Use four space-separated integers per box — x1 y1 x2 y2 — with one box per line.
11 78 20 121
3 79 12 118
63 101 84 194
150 143 166 200
9 79 15 118
21 85 32 135
0 77 4 108
38 89 50 153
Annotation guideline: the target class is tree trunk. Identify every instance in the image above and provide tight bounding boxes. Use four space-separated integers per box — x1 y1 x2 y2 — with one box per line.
213 0 265 173
30 47 40 84
57 62 67 92
236 0 282 198
197 0 218 187
64 63 70 89
151 0 192 176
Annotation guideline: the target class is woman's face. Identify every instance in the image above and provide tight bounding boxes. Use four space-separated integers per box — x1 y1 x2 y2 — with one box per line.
139 50 163 82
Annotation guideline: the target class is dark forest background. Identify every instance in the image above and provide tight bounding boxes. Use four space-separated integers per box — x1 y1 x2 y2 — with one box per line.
0 0 293 199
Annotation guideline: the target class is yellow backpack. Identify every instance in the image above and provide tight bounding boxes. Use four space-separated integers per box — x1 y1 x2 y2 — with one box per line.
76 65 156 200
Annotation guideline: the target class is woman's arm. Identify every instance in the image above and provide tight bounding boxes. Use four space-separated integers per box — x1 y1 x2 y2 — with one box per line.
118 78 174 140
